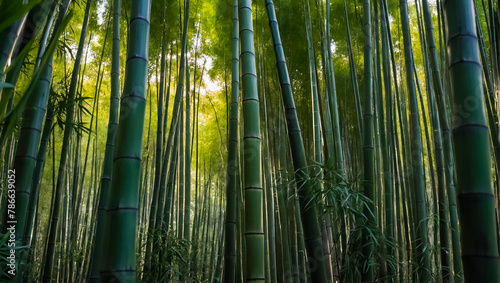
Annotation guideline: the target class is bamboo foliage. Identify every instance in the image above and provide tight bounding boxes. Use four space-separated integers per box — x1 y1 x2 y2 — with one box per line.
2 1 500 283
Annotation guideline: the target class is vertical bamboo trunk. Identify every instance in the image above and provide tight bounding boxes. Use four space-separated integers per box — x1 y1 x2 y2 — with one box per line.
304 0 333 280
224 1 239 281
443 2 500 282
145 1 167 269
99 0 151 281
157 0 190 240
325 0 344 176
239 0 265 281
276 151 292 282
43 1 90 281
379 1 395 279
0 8 27 93
399 1 431 281
421 1 463 278
261 43 278 283
26 100 53 249
415 2 453 281
5 2 65 273
178 92 185 238
344 1 363 140
184 59 191 238
361 0 375 281
89 0 121 281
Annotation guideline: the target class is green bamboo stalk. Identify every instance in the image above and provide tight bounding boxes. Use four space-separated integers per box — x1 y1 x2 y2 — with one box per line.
264 1 327 282
184 53 192 243
313 0 335 169
25 98 53 248
361 0 375 281
414 3 453 280
281 123 299 283
399 1 431 281
485 0 498 86
379 1 395 279
224 0 239 281
303 1 334 279
415 58 440 278
414 2 443 278
325 0 343 176
263 170 270 283
275 146 292 282
420 1 463 278
443 2 500 282
89 0 121 280
176 72 187 240
302 0 321 166
99 0 151 281
190 57 203 281
428 65 452 282
5 0 59 280
260 45 277 283
145 2 167 269
5 2 68 271
475 3 500 174
373 0 383 229
10 47 52 253
181 51 192 281
344 1 363 140
239 0 265 281
162 125 179 230
22 99 52 281
264 152 277 283
295 194 307 283
42 2 90 281
0 0 55 119
157 0 190 237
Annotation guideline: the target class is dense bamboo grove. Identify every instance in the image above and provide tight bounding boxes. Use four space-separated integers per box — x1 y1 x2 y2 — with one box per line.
2 0 500 282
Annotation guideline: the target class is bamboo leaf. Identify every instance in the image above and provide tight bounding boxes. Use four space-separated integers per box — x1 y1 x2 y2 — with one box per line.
0 11 72 148
0 0 42 33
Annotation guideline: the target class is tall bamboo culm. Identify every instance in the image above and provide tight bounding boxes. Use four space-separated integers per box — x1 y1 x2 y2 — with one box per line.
99 0 151 281
264 0 327 282
361 0 375 281
224 0 239 281
239 0 265 282
89 0 121 281
443 2 500 282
